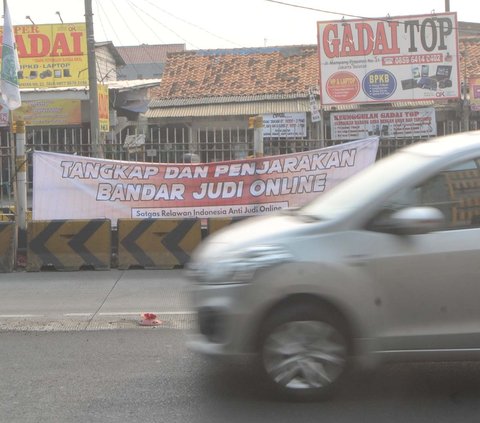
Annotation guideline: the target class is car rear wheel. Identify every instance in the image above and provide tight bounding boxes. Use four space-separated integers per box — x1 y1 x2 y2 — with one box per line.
258 304 350 401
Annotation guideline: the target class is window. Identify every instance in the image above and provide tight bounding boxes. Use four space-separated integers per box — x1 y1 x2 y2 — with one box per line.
378 158 480 230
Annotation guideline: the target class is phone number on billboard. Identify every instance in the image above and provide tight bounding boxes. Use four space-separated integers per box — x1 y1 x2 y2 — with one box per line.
382 54 444 66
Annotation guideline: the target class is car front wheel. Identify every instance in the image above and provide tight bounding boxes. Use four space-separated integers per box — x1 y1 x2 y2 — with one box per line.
258 304 350 401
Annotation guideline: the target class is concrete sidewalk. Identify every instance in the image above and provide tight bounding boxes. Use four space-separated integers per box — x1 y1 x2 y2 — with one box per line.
0 269 194 331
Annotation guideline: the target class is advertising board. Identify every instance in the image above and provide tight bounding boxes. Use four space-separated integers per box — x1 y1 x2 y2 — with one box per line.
98 84 109 132
0 22 88 88
13 99 82 126
331 107 437 140
262 113 307 138
317 13 460 105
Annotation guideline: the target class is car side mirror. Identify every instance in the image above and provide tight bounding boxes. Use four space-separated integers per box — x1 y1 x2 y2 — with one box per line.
370 206 445 235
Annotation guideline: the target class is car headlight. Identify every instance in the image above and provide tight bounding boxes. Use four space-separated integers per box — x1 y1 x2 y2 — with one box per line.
188 244 292 284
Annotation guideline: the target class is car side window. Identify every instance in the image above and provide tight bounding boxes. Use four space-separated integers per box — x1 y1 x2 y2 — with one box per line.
377 158 480 230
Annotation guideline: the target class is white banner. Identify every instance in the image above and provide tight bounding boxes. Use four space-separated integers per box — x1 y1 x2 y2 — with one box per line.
317 13 460 105
262 112 307 138
331 107 437 140
32 138 379 226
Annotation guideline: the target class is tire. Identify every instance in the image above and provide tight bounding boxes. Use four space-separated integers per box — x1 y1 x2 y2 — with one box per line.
257 303 350 401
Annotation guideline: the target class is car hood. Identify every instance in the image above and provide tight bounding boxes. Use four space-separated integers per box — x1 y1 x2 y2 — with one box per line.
191 212 331 262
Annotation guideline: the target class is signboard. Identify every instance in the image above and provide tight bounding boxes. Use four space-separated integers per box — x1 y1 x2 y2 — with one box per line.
317 13 460 105
309 86 321 122
331 107 437 140
33 137 379 225
263 112 307 138
470 77 480 112
98 84 109 132
0 23 88 88
14 99 82 126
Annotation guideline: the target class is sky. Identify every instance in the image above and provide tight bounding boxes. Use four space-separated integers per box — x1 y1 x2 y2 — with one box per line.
7 0 480 50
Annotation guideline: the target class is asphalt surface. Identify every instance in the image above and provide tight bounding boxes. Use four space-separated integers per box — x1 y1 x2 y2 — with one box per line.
0 268 194 331
3 269 480 422
2 329 480 423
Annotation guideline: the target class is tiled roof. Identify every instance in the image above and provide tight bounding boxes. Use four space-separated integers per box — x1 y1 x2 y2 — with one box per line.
151 45 319 99
459 37 480 79
116 44 185 64
150 39 480 104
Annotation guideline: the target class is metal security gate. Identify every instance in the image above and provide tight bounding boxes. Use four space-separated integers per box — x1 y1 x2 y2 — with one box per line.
1 119 471 209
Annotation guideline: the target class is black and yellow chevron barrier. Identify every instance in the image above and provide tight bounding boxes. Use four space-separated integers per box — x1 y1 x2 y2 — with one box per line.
206 217 247 237
206 218 234 236
117 219 202 269
27 219 111 271
0 222 15 273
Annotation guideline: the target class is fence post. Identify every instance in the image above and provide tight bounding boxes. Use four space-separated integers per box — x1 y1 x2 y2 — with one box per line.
15 120 27 244
253 115 264 157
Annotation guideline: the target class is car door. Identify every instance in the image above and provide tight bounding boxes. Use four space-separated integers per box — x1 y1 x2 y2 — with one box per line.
361 157 480 353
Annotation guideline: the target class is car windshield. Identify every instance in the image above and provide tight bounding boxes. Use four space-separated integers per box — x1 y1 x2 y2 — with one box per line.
298 150 433 220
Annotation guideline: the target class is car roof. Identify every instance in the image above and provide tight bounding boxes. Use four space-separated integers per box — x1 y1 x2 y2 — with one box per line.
402 131 480 158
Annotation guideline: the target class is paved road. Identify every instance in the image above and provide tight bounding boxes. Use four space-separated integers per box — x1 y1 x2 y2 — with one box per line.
3 270 480 422
2 329 480 423
0 269 193 331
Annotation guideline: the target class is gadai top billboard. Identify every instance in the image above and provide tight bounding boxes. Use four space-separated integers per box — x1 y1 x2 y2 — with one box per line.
317 13 460 105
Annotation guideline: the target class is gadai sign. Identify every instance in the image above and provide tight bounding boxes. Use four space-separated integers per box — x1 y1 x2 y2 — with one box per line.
317 13 460 105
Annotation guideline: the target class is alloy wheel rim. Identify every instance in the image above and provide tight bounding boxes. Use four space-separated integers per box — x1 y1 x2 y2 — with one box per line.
262 320 347 390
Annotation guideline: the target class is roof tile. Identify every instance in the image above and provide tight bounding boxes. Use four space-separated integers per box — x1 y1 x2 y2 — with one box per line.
459 37 480 79
151 45 319 99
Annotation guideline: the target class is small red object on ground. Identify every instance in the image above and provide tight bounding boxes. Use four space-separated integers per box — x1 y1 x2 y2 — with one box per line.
139 312 162 326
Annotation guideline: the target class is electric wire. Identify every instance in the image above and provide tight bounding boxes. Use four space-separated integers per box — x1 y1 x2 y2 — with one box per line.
93 0 109 44
94 0 142 77
265 0 480 34
124 0 178 77
127 0 202 49
139 0 243 48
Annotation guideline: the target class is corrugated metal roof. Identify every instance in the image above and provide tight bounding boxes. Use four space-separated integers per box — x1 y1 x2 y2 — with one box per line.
117 44 185 64
106 79 161 90
147 98 441 118
149 93 308 108
146 99 311 118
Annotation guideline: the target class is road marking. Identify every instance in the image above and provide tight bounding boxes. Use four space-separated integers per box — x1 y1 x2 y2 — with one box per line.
98 311 195 316
0 314 43 318
0 311 195 318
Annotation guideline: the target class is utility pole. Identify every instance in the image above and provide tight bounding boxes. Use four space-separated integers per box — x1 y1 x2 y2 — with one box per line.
462 50 470 132
84 0 102 157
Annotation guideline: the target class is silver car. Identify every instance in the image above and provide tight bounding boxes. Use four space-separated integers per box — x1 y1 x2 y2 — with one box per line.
186 131 480 401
